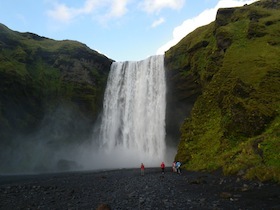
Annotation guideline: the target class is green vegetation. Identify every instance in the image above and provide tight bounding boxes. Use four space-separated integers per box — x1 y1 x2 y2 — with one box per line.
165 0 280 182
0 23 113 144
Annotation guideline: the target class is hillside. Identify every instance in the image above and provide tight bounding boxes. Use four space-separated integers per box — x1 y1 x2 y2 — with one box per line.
165 0 280 182
0 23 113 172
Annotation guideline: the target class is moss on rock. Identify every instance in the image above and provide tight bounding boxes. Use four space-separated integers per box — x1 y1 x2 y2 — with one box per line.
166 0 280 182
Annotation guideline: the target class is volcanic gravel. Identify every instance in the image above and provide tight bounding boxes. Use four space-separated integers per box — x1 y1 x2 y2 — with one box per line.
0 167 279 210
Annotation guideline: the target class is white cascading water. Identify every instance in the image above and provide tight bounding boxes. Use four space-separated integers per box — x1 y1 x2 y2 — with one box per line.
98 55 166 168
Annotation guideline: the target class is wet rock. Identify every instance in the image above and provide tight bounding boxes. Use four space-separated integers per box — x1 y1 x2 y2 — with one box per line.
241 184 249 192
220 192 232 199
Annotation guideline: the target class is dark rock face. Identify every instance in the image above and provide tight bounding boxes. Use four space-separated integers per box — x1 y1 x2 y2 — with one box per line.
216 8 236 27
165 64 201 147
215 30 232 52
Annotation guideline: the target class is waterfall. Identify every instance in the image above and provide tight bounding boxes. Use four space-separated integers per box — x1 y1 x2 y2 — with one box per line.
98 55 166 167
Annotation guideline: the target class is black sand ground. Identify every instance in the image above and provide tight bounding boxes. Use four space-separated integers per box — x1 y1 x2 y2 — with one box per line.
0 167 279 210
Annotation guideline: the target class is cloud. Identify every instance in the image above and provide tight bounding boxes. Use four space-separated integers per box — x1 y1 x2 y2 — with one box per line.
47 0 129 23
47 3 75 23
108 0 128 18
157 0 259 55
47 0 187 26
151 17 165 28
139 0 185 13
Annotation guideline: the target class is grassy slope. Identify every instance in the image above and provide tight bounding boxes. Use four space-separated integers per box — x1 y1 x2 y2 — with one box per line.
0 24 113 144
165 0 280 182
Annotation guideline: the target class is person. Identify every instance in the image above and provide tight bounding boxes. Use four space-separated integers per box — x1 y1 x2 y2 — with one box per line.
176 161 181 174
172 161 176 172
140 163 145 176
160 162 165 174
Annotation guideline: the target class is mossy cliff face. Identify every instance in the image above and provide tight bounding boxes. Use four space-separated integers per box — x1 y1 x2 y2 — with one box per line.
165 0 280 182
0 24 113 145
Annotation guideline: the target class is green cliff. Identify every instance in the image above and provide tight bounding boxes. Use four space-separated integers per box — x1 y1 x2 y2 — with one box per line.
0 23 112 171
165 0 280 182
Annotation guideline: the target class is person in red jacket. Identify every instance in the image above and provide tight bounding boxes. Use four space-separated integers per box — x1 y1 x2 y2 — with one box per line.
140 163 145 176
160 162 165 174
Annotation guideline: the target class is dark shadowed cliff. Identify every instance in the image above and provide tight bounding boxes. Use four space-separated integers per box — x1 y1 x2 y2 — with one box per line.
165 0 280 182
0 23 113 172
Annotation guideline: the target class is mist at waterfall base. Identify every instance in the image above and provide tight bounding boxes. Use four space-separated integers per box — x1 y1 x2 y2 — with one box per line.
0 55 177 174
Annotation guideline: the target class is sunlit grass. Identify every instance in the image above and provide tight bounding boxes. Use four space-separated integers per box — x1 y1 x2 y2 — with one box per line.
171 0 280 182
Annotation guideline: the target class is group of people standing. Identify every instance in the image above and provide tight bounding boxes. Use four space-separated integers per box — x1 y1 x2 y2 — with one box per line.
140 161 181 176
172 161 181 174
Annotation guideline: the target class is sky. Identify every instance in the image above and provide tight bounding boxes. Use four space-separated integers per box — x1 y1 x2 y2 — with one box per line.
0 0 258 62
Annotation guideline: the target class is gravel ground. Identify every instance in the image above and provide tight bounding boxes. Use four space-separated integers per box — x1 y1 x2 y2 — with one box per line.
0 167 279 210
